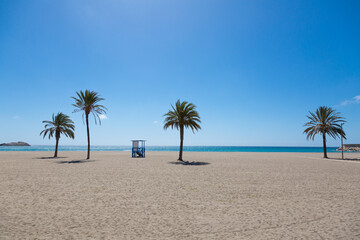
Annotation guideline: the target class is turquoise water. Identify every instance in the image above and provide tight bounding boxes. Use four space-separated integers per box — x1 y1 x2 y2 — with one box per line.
0 145 339 152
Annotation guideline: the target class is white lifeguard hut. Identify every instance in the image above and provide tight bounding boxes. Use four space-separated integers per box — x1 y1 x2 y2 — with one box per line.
131 140 146 158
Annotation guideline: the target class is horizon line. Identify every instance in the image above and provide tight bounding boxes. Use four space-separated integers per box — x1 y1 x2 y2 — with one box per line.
1 145 341 148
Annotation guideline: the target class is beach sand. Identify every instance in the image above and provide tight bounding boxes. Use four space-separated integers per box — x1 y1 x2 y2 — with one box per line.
0 151 359 239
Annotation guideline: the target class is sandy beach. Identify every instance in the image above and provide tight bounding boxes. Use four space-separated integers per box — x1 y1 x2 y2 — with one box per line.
0 151 359 239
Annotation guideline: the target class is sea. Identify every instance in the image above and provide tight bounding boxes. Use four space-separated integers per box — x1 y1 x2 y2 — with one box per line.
0 145 339 153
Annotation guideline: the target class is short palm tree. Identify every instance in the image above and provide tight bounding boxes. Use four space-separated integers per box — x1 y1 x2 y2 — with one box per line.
164 99 201 162
72 90 107 159
303 106 346 158
40 112 75 157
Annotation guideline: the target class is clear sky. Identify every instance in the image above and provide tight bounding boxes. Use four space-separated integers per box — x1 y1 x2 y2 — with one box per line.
0 0 359 147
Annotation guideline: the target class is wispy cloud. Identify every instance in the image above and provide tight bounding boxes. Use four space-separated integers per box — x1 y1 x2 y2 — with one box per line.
153 120 158 124
340 95 360 106
99 114 107 120
13 116 19 119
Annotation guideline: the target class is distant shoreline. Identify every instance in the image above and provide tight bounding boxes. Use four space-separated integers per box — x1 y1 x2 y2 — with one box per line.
0 145 345 153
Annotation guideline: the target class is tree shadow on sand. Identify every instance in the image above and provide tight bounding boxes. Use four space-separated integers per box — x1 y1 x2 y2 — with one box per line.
329 157 360 162
55 159 96 164
168 161 210 166
34 156 68 160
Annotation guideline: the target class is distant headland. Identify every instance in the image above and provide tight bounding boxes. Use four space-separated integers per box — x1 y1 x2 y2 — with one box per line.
337 144 360 152
0 141 30 146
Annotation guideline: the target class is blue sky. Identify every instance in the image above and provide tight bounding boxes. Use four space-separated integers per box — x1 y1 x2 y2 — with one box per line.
0 0 359 147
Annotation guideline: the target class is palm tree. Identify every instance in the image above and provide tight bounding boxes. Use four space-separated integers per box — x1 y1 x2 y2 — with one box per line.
164 99 201 162
40 112 75 157
72 90 107 159
303 106 346 158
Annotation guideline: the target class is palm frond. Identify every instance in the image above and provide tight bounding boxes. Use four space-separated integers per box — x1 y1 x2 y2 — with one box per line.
72 90 107 125
40 112 75 140
303 106 346 141
163 99 201 133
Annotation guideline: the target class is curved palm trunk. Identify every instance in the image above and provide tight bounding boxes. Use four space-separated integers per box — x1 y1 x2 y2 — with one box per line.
178 125 184 161
86 113 90 159
54 134 60 158
322 132 328 158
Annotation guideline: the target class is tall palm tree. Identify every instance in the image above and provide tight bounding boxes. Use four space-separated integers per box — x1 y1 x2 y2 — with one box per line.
303 106 346 158
72 90 107 159
164 99 201 162
40 112 75 157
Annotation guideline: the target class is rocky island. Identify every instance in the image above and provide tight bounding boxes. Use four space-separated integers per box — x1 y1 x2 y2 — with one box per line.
337 144 360 152
0 141 30 146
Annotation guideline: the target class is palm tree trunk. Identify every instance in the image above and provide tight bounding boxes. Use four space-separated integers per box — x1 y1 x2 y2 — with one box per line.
178 125 184 161
54 136 59 158
322 132 328 158
86 113 90 159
